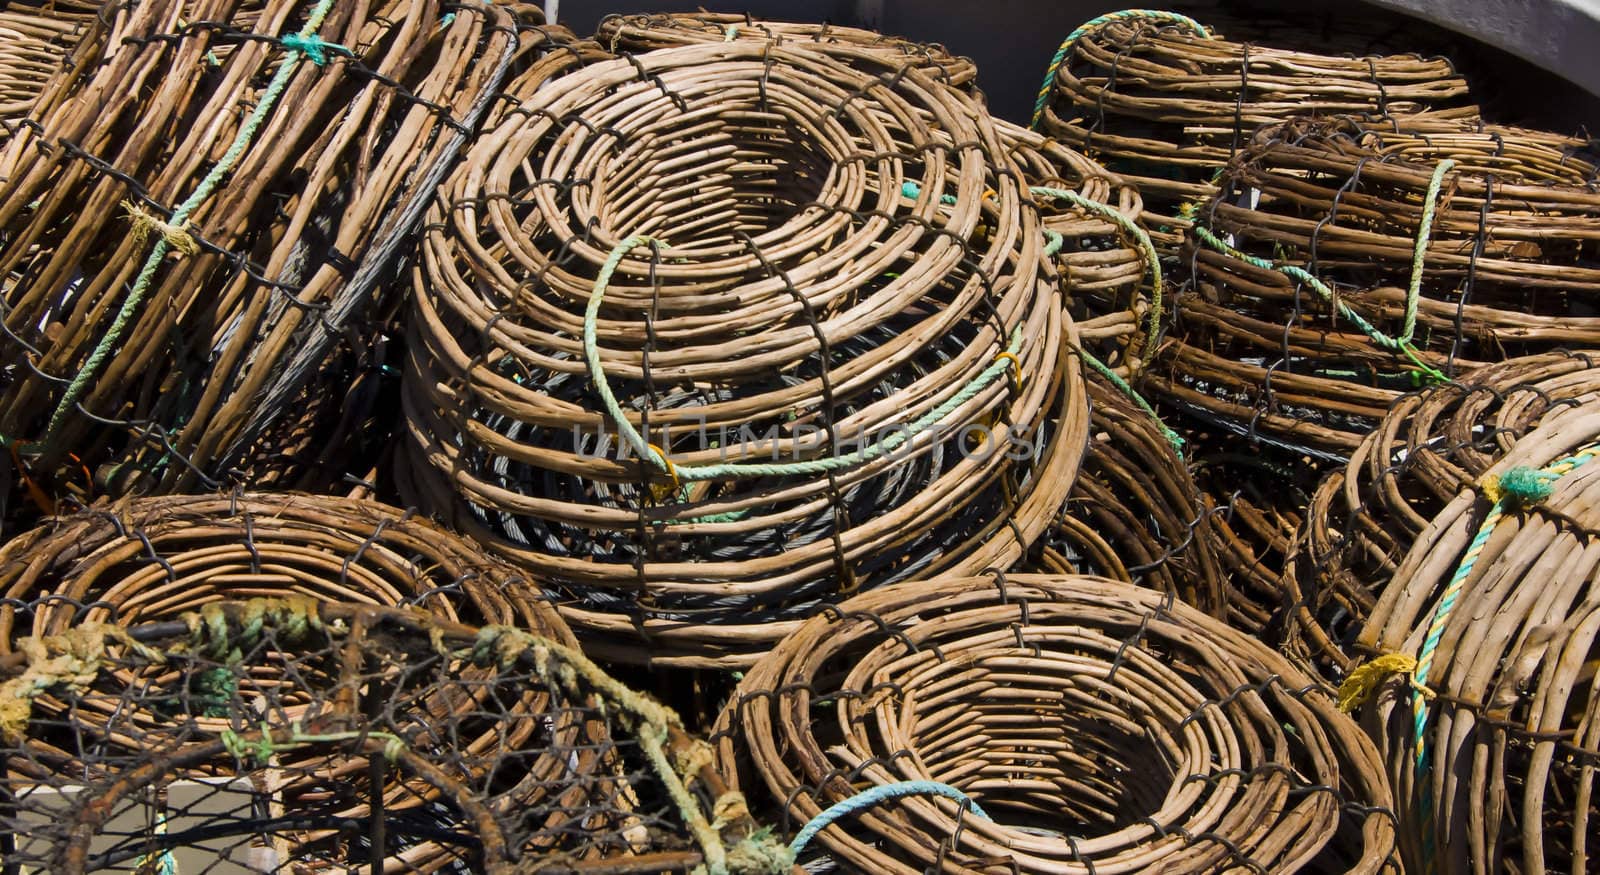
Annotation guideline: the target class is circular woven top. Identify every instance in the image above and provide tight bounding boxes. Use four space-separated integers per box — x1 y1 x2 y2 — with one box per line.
715 573 1399 874
404 42 1083 667
595 11 977 90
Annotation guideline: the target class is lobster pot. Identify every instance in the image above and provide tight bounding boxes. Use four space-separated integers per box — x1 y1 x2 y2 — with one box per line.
998 119 1158 374
1284 352 1600 681
0 598 766 873
1022 374 1227 618
1152 118 1600 457
0 0 571 518
1033 12 1475 252
594 10 977 91
1353 400 1600 874
0 6 88 129
402 42 1083 669
714 574 1401 873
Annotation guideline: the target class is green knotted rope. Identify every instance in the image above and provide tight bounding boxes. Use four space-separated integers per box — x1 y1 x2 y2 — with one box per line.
1189 159 1456 385
220 722 408 765
585 236 1023 484
39 0 347 456
1030 9 1210 130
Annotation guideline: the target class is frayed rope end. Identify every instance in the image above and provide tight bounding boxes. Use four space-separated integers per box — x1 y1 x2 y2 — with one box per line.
122 199 198 256
1337 653 1419 713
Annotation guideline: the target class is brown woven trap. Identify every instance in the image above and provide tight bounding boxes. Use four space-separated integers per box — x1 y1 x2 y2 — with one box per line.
1022 374 1227 618
1346 394 1600 873
0 0 571 518
1032 10 1475 252
1153 117 1600 457
594 11 977 91
713 573 1401 873
0 6 87 128
402 42 1083 669
0 598 777 873
1284 351 1600 681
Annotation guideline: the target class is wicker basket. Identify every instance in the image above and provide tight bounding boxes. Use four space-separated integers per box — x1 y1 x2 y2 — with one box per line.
594 11 977 91
1349 397 1600 873
1033 10 1476 253
402 42 1084 669
0 599 769 873
1284 351 1600 681
1152 117 1600 457
713 573 1401 873
0 7 87 128
1022 374 1227 618
0 0 568 519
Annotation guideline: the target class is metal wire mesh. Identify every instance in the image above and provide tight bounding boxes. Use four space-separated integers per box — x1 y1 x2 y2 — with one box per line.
0 598 769 873
401 41 1085 669
713 573 1401 874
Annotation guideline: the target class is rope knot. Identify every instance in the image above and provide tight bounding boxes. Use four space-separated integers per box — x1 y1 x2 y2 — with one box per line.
122 200 198 256
280 32 350 66
1336 653 1429 713
1481 466 1553 509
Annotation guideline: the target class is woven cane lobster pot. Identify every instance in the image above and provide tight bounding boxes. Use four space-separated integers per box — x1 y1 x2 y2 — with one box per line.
1284 351 1600 681
997 118 1159 376
594 11 977 91
1023 375 1227 618
1032 10 1475 253
0 7 86 128
1152 117 1600 457
713 574 1401 873
402 42 1083 669
0 493 559 772
0 599 770 873
1347 397 1600 873
0 0 567 517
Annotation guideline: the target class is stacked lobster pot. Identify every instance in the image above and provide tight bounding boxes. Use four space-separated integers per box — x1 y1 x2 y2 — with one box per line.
1336 368 1600 873
401 41 1085 669
0 0 574 531
714 574 1403 873
1031 9 1476 254
0 493 764 873
1155 117 1600 458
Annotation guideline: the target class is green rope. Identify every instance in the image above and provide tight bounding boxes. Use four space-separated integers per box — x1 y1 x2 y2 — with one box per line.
38 0 345 456
1190 159 1458 385
220 722 408 766
585 236 1023 483
1028 185 1163 368
1077 347 1183 449
1030 9 1209 130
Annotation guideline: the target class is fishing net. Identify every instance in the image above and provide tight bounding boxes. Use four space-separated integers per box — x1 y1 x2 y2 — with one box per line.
1284 351 1600 681
1153 116 1600 458
1032 10 1476 253
0 597 781 873
1347 395 1600 874
402 41 1083 669
594 11 977 93
713 573 1401 873
0 0 572 528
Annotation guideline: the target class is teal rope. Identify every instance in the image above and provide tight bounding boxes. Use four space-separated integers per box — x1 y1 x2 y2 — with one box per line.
1030 9 1209 130
1078 348 1183 448
38 0 345 455
1028 185 1163 367
1410 443 1600 870
790 781 991 858
585 236 1023 483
